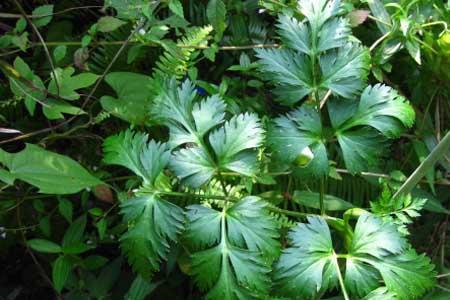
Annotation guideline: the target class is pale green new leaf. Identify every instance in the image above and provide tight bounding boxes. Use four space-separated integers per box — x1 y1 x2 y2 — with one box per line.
103 130 170 185
273 217 338 299
332 84 415 137
185 197 280 300
210 113 264 176
120 193 184 278
268 105 327 176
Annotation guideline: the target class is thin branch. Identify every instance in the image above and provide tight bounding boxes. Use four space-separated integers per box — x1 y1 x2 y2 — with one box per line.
14 0 60 96
0 19 145 145
26 40 280 51
0 6 103 19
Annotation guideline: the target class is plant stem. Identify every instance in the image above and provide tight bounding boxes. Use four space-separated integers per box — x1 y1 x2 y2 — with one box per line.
332 251 350 300
393 131 450 199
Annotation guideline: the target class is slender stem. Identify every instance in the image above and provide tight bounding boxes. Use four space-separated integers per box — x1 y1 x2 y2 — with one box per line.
319 176 325 215
332 251 350 300
23 40 279 50
367 15 393 28
369 31 391 52
393 131 450 198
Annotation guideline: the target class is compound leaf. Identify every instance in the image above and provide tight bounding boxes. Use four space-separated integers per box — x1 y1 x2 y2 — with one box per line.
120 193 184 278
103 130 170 185
185 197 279 299
273 216 337 299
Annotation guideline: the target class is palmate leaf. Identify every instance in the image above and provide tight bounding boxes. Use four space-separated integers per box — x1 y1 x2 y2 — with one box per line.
273 217 338 299
319 43 370 98
210 113 264 176
120 192 184 278
330 84 415 173
332 84 415 137
256 0 369 105
346 214 435 299
152 78 226 148
103 130 170 184
255 48 313 106
103 130 184 278
274 214 435 299
160 80 264 187
185 197 280 300
268 105 328 176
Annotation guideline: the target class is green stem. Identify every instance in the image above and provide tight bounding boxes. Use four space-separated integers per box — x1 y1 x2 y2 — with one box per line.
332 251 350 300
393 131 450 199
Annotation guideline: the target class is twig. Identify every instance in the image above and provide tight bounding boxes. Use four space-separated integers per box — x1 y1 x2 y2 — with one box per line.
0 19 145 145
25 40 279 50
14 0 60 96
0 6 103 19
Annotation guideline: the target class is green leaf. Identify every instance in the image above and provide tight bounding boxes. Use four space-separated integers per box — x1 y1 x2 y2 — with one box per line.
48 67 98 100
0 144 102 194
275 214 435 299
62 215 87 247
9 57 45 115
273 216 338 299
120 193 184 278
105 0 151 20
349 214 407 258
255 48 313 105
319 43 370 99
207 0 227 40
298 0 340 33
43 98 86 120
210 113 264 176
100 72 155 125
361 287 397 300
28 239 62 253
62 242 93 254
332 84 415 138
53 45 67 63
97 16 127 32
168 0 184 18
53 255 73 293
276 14 311 55
336 128 386 173
58 199 73 223
346 214 435 299
152 78 226 148
185 197 279 299
32 5 54 27
268 105 328 176
126 276 160 300
103 130 171 184
170 146 216 187
293 191 354 211
317 17 351 52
